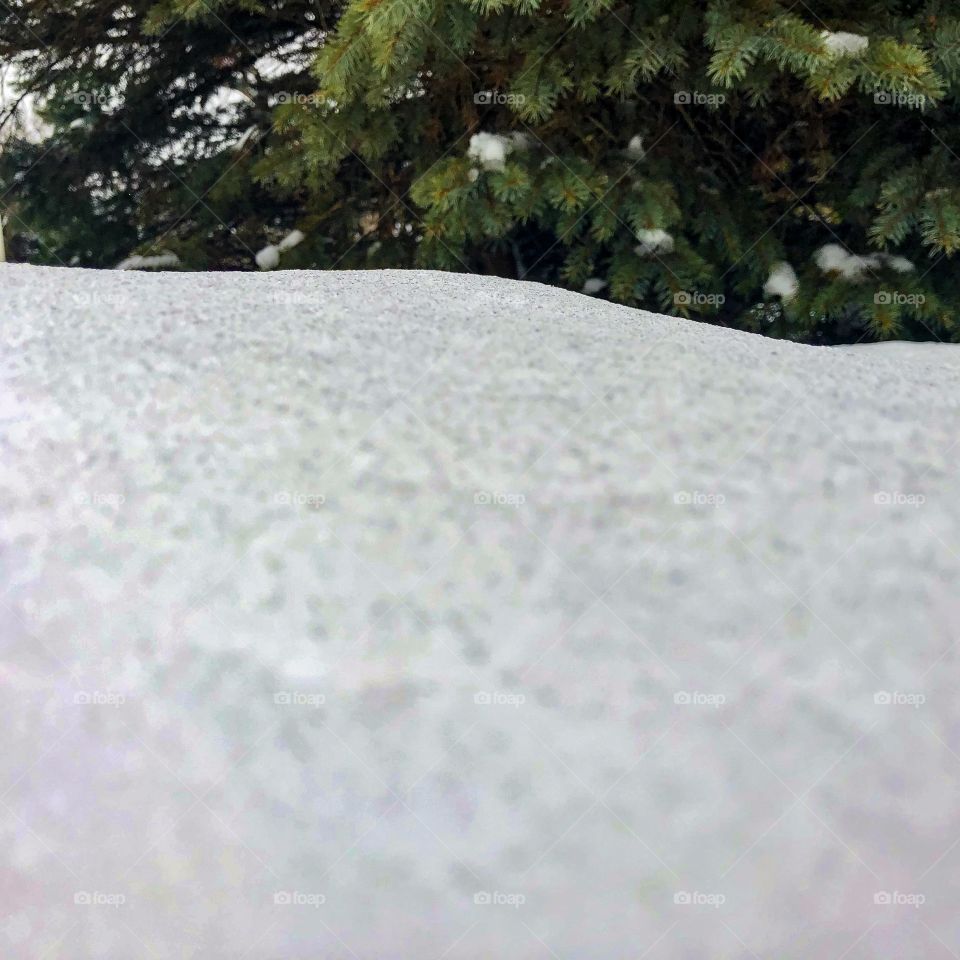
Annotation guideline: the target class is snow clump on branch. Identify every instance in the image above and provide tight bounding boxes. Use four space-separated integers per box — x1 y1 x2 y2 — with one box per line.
764 262 799 301
466 132 531 172
116 251 180 271
635 229 675 257
814 244 915 281
821 31 870 57
256 229 306 271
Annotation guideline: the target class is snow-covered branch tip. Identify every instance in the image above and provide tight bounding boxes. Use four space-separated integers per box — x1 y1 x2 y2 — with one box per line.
821 31 869 57
256 229 306 271
635 229 674 256
764 262 799 301
814 244 914 281
116 252 180 271
466 132 531 172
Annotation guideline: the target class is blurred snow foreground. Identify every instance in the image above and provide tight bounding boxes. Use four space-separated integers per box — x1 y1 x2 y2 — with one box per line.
3 264 960 960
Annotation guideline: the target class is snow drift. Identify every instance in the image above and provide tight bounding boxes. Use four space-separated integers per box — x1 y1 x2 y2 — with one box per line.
2 264 960 959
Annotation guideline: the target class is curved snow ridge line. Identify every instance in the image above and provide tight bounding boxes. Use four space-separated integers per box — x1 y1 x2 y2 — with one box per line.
836 340 960 364
3 263 959 403
0 261 944 355
2 263 960 960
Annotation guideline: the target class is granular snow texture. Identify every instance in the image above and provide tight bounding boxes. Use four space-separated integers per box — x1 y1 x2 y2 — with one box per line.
2 264 960 959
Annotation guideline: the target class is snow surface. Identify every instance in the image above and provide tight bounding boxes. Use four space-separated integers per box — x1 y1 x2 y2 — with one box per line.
2 263 960 960
837 341 960 362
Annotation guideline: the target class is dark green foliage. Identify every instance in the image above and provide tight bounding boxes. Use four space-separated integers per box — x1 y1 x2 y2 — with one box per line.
3 0 960 342
1 0 335 268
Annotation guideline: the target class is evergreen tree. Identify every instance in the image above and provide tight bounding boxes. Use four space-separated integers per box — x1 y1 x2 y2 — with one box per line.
0 0 335 268
4 1 960 342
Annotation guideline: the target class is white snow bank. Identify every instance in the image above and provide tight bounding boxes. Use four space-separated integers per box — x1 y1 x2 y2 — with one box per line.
835 340 960 363
2 264 960 960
